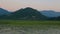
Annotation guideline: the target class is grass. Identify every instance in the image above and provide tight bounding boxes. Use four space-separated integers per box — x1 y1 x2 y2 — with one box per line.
0 20 60 25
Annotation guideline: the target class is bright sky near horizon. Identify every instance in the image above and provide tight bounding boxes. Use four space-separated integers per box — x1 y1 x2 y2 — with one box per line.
0 0 60 12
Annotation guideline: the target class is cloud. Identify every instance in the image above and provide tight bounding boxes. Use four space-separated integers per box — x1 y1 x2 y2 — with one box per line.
0 0 60 11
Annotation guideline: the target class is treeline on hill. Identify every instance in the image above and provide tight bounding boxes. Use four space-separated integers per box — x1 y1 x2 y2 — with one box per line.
0 7 60 20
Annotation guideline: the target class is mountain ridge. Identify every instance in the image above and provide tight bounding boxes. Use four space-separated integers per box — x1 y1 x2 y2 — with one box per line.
9 7 47 20
0 7 60 17
40 10 60 17
0 8 11 16
0 7 60 20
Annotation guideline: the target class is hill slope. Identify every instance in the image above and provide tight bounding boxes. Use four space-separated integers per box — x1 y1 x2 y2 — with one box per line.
0 8 11 16
9 7 47 20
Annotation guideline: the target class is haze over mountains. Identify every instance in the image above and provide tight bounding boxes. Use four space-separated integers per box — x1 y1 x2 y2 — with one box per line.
41 10 60 17
0 7 60 17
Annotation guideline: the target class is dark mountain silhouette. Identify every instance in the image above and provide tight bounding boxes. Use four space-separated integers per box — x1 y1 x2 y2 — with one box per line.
0 8 11 19
40 10 60 17
0 8 11 16
0 7 60 20
9 7 47 20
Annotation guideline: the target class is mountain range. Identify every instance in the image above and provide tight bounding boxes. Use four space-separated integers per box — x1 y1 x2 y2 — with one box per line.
0 7 60 17
0 7 60 20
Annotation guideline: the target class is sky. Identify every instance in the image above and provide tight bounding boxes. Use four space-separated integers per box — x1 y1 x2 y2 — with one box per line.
0 0 60 12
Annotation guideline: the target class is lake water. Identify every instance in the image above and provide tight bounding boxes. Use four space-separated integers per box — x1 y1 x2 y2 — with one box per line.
0 24 60 34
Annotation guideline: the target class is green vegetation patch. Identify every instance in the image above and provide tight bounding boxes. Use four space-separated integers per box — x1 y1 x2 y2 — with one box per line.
0 20 60 25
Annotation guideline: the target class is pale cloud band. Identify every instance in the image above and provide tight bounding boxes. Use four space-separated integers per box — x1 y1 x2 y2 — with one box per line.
0 0 60 12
